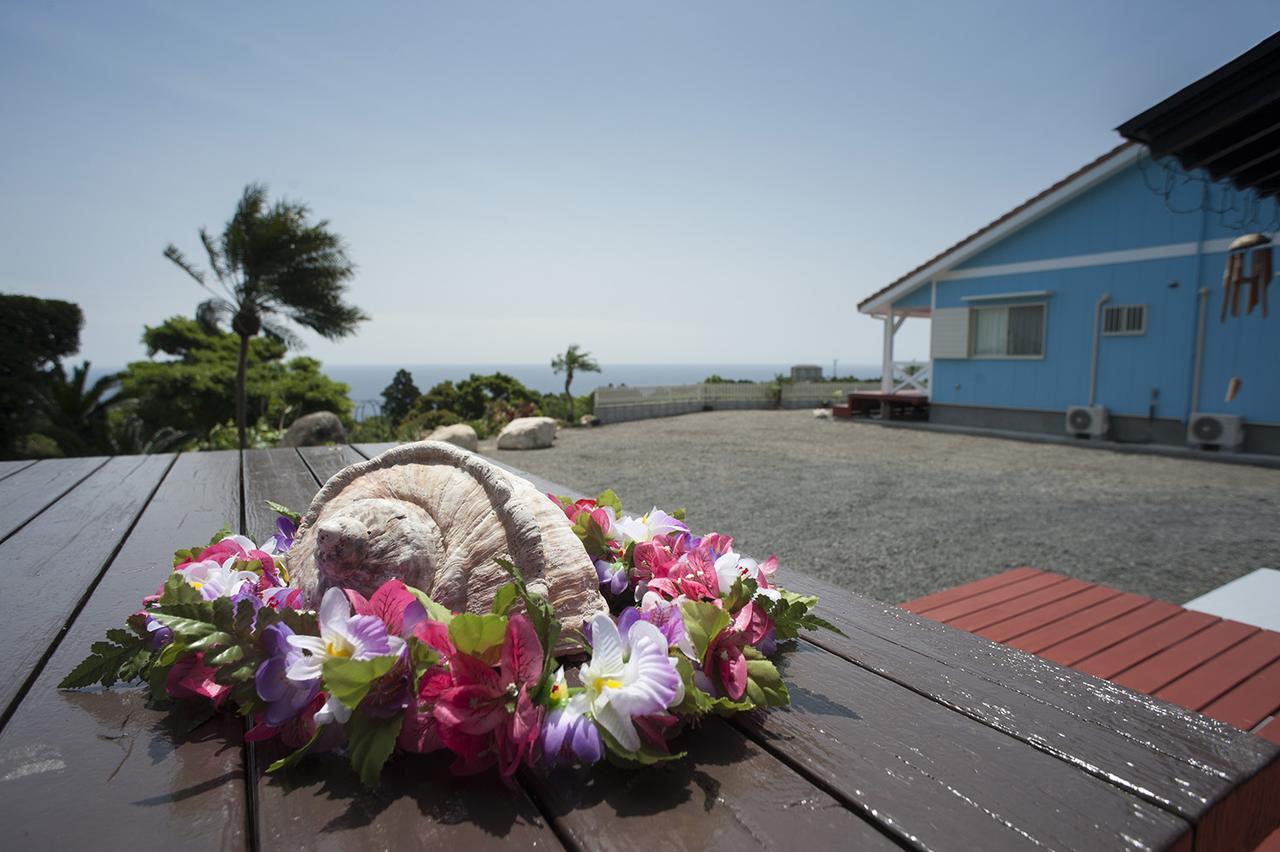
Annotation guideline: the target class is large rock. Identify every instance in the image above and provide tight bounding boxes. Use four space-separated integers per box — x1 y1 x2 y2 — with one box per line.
496 416 557 450
282 411 346 447
425 423 478 452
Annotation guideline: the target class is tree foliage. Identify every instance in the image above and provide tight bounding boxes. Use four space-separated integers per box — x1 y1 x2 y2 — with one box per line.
118 316 353 439
164 184 367 449
0 294 84 458
380 369 420 425
36 362 121 456
550 344 601 417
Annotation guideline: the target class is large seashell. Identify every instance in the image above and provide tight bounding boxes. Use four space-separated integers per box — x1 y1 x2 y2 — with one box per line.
286 441 607 644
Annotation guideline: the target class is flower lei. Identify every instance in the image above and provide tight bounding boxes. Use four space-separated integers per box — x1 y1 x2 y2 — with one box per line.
62 490 839 787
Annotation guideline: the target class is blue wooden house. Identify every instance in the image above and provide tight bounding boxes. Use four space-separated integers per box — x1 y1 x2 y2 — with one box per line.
858 37 1280 454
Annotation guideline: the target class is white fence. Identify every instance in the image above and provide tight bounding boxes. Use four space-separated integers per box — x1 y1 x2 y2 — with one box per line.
593 381 875 423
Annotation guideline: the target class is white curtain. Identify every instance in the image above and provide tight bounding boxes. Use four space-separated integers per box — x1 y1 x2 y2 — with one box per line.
973 308 1008 356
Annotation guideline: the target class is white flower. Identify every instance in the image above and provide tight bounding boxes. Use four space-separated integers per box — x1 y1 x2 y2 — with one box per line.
285 587 404 683
178 559 259 600
612 508 688 544
579 613 683 752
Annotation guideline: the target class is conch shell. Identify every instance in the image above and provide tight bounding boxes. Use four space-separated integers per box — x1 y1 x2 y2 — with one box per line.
286 441 607 642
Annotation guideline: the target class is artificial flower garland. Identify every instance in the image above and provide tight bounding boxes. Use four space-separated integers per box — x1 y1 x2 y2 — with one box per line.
63 489 838 787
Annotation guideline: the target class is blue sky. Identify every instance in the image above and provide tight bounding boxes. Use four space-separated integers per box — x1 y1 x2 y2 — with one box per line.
2 2 1274 370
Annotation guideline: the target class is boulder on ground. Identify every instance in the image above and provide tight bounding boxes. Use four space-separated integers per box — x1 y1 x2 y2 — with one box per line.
496 416 557 450
425 422 478 452
282 411 346 447
813 408 833 420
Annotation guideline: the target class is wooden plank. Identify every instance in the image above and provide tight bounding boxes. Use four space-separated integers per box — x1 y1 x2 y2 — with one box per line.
471 463 1278 851
733 642 1190 851
1006 592 1150 654
1156 631 1280 711
947 577 1095 633
0 455 109 542
0 458 37 481
1038 600 1184 667
775 574 1265 828
0 451 248 850
1074 610 1219 680
1202 658 1280 730
0 453 174 720
898 566 1041 613
351 442 399 459
915 572 1069 622
1258 717 1280 745
243 447 565 850
256 749 562 851
526 719 897 852
243 448 321 544
783 572 1280 838
975 585 1121 643
1113 620 1259 694
298 444 366 484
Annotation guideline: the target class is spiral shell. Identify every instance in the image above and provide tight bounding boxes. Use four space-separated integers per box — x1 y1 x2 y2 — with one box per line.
286 441 607 641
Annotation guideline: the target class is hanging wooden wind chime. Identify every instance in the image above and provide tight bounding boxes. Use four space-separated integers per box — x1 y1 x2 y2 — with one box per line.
1220 232 1272 321
1219 233 1273 402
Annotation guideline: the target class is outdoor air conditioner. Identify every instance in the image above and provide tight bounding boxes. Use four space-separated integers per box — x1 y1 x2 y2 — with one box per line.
1065 405 1109 437
1187 413 1245 450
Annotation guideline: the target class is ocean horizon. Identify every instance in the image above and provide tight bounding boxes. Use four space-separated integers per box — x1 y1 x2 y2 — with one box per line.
89 362 882 420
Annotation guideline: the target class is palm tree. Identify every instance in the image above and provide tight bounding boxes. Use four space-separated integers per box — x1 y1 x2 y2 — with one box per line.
550 344 601 418
36 362 120 456
164 184 367 449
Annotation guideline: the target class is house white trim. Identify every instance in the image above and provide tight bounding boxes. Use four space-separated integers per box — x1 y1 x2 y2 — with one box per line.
859 144 1145 316
940 237 1236 282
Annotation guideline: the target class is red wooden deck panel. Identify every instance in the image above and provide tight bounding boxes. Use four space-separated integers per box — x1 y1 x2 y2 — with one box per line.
1074 609 1219 680
976 585 1120 643
898 566 1040 613
946 578 1095 633
905 572 1280 752
1038 600 1184 667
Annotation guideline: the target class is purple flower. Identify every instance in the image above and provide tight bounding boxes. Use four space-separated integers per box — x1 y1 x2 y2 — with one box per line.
540 670 602 767
256 623 319 726
268 516 297 554
595 559 630 596
144 615 173 650
617 594 686 651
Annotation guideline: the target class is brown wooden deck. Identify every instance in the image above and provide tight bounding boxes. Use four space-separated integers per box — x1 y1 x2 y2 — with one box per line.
0 447 1275 850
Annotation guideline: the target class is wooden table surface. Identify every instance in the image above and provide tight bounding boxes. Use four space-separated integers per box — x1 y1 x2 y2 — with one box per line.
0 446 1275 851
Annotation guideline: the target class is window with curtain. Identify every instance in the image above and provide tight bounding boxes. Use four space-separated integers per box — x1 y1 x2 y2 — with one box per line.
970 304 1044 357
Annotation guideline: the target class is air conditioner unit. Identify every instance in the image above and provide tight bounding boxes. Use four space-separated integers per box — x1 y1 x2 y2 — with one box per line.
1065 405 1109 437
1187 413 1244 450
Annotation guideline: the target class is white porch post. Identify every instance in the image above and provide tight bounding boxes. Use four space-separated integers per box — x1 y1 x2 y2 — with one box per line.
881 309 895 394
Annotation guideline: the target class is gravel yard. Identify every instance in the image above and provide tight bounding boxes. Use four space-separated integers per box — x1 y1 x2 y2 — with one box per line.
482 410 1280 606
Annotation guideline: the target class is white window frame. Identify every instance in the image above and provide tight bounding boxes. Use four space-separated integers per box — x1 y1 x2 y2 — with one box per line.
968 301 1047 360
1102 304 1147 337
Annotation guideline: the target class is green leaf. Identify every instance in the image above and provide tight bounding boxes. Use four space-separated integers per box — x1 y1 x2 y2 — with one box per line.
405 586 453 624
490 582 519 616
744 658 789 708
594 489 623 516
266 728 321 774
346 712 404 789
265 500 302 525
447 613 508 664
670 507 686 521
761 588 847 640
679 600 730 665
59 629 150 690
149 613 222 639
323 654 398 710
669 657 752 716
493 557 560 702
206 645 244 666
722 577 758 611
158 572 203 605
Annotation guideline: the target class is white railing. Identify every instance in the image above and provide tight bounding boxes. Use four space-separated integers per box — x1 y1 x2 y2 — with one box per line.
891 361 930 393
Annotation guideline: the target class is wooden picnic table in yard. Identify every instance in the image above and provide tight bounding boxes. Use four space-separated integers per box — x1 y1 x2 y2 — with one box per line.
0 446 1275 851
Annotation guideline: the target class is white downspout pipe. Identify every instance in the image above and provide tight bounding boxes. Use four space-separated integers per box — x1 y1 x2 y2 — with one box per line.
1190 288 1209 416
1088 293 1110 406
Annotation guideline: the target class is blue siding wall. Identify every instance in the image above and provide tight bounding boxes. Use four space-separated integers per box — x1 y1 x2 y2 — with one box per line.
893 161 1280 425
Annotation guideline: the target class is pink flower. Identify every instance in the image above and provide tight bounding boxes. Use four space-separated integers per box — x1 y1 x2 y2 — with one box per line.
166 652 231 707
704 602 771 701
432 614 545 781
